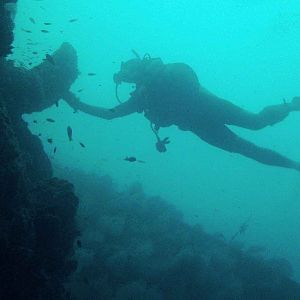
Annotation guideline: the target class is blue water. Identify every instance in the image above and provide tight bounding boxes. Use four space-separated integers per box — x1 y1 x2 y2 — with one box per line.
11 0 300 284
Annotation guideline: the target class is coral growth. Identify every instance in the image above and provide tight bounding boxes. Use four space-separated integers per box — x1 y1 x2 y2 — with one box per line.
60 169 300 300
0 2 80 298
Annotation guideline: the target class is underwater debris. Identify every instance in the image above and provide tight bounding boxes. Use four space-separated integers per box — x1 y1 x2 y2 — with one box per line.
46 118 55 122
67 126 73 141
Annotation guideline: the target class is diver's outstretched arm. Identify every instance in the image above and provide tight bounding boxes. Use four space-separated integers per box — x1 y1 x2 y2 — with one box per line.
63 91 138 120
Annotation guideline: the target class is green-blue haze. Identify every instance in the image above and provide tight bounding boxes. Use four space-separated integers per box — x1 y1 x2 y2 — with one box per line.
11 0 300 282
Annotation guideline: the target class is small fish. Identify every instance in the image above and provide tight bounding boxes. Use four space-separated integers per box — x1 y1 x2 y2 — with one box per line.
69 18 78 23
98 84 102 86
124 156 137 162
76 240 82 248
28 62 33 66
29 17 36 24
45 54 55 65
32 51 38 54
77 88 83 93
53 147 57 153
41 29 49 33
125 156 145 163
47 138 53 144
230 217 251 242
79 142 85 148
44 22 52 25
46 118 55 122
38 133 42 137
87 72 96 76
109 108 115 113
22 29 32 33
33 120 38 124
55 101 59 107
67 126 72 141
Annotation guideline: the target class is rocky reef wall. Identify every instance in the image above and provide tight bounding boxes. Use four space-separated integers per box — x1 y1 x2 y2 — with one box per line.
0 2 80 299
0 0 16 57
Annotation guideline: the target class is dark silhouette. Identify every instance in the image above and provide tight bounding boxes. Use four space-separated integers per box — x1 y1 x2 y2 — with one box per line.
64 54 300 171
1 4 80 296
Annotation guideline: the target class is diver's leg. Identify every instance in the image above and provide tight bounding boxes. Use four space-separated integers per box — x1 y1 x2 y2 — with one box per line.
217 98 294 130
205 94 300 130
191 124 300 171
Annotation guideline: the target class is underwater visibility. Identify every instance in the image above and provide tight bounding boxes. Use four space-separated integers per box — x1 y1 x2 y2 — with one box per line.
1 0 300 299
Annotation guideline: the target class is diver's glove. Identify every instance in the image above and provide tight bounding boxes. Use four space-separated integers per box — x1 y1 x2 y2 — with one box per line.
62 91 80 112
156 137 170 153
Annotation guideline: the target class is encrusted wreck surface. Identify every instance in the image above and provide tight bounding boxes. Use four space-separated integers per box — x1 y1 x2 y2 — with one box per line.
0 1 80 299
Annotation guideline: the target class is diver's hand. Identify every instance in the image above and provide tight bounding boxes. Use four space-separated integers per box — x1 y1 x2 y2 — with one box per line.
62 91 80 110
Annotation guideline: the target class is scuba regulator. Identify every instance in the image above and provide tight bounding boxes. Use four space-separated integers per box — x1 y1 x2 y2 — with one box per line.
113 50 171 153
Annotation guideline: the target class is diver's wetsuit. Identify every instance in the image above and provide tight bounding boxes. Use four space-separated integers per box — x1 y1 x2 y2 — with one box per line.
64 58 300 171
128 61 299 171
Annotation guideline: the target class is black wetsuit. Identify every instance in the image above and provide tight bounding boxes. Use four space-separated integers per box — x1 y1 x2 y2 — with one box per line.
130 60 297 170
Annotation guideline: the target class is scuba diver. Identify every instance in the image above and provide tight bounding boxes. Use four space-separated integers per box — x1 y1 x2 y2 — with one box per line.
63 52 300 172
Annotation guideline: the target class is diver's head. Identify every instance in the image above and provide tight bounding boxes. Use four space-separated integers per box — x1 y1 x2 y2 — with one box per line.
113 58 145 85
